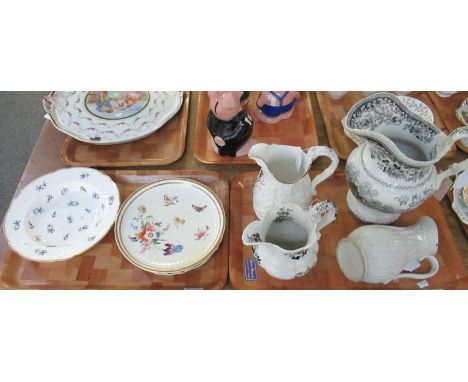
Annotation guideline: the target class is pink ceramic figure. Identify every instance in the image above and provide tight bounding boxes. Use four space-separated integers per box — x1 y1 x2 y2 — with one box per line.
255 91 300 124
207 91 255 157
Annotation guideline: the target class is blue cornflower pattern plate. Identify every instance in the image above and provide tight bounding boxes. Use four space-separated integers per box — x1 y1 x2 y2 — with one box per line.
4 168 120 262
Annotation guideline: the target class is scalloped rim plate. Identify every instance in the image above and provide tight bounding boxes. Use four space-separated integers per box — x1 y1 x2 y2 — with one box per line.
4 168 120 262
43 91 183 145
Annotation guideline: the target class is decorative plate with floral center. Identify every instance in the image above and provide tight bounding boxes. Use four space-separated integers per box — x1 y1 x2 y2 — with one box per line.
4 168 120 262
115 179 225 274
43 91 183 144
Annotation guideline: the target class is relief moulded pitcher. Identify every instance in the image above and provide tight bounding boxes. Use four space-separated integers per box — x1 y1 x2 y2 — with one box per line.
336 216 440 284
249 143 339 219
242 201 337 280
342 92 468 224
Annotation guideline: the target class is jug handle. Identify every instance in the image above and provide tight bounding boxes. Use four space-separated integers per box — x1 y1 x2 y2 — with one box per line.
309 200 337 231
305 146 339 194
436 126 468 160
436 158 468 189
394 255 439 281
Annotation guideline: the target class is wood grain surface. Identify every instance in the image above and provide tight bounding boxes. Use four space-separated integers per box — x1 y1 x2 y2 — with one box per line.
316 91 456 159
229 171 467 289
194 91 319 164
1 92 466 289
60 92 190 167
428 91 468 153
0 170 229 289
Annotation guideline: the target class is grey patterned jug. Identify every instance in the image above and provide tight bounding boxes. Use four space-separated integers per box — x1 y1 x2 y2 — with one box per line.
342 92 468 224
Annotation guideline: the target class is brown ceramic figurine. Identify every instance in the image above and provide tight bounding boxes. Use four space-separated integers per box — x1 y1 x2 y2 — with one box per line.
207 91 254 157
255 91 300 124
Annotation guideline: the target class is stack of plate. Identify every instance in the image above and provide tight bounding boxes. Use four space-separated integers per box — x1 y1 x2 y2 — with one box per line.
115 179 225 275
4 168 120 262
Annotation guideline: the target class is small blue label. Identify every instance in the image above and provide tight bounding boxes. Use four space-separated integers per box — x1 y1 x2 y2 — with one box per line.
244 259 258 281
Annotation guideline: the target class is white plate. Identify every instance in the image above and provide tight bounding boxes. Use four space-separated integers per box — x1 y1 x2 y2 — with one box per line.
115 179 225 274
452 170 468 225
4 168 120 262
43 91 183 145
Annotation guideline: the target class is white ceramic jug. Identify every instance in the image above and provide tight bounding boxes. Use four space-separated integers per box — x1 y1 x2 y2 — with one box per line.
249 143 339 219
336 216 439 284
242 201 336 280
342 92 468 224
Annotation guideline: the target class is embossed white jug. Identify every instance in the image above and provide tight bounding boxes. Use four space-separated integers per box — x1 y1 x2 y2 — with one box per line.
249 143 339 219
242 201 337 280
336 216 439 284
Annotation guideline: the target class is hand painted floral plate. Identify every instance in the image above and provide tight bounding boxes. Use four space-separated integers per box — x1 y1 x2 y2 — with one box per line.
115 179 225 275
4 168 120 262
43 91 183 144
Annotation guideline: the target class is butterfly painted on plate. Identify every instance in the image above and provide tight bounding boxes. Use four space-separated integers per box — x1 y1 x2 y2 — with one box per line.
163 243 184 256
192 204 207 213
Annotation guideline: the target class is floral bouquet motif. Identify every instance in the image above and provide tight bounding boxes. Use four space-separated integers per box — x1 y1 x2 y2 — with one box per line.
128 206 182 255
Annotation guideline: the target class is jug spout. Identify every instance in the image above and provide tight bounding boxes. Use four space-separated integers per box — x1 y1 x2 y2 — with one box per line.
248 143 271 172
248 143 310 184
241 221 264 247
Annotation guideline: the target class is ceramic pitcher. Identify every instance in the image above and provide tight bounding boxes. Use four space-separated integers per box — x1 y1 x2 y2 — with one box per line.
342 92 468 224
242 201 336 280
249 143 339 219
336 216 439 284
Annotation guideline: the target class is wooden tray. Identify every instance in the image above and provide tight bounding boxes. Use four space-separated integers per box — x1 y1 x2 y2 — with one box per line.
60 92 190 167
0 170 229 289
428 91 468 153
229 171 467 289
316 91 456 160
194 91 319 164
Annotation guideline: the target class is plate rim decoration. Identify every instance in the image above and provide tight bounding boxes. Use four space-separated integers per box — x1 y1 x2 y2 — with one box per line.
455 97 468 126
3 167 120 262
43 91 184 145
452 186 468 225
397 95 434 123
114 178 226 274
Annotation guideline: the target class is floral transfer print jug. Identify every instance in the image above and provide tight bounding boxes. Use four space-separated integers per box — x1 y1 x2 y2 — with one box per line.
242 201 336 280
342 92 468 224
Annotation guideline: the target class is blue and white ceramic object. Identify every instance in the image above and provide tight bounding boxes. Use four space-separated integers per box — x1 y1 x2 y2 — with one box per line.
4 168 120 262
43 91 183 145
242 201 337 280
452 170 468 225
398 95 434 123
342 92 468 224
